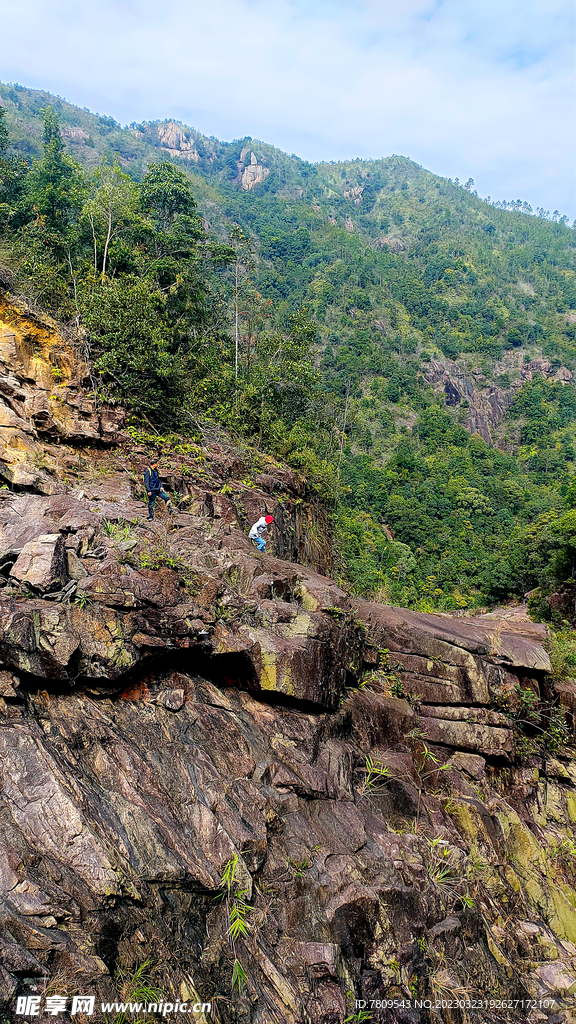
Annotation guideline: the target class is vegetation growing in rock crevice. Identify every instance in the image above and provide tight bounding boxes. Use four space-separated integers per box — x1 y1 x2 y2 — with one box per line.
218 854 251 995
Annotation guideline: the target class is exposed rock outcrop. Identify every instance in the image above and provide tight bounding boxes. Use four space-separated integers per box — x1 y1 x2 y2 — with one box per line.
0 296 123 492
2 592 576 1022
423 353 574 444
1 294 576 1022
343 185 363 204
236 150 270 191
157 122 200 161
61 127 90 143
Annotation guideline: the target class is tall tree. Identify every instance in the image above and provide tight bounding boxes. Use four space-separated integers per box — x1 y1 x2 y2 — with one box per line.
0 106 30 227
0 107 8 155
140 161 197 235
82 162 138 276
229 225 255 381
27 107 85 230
81 276 189 426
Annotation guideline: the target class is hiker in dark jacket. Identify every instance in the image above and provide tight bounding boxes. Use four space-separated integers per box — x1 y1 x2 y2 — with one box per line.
144 458 174 520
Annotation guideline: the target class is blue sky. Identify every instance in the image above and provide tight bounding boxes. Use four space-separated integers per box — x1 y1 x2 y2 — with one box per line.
3 0 574 216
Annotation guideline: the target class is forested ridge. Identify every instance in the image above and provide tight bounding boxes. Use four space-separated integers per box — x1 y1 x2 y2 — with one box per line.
2 81 576 617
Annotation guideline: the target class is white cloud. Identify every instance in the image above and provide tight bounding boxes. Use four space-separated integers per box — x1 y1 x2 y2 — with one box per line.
2 0 574 214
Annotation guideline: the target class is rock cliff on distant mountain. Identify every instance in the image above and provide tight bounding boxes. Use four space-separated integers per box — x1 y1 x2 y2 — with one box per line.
236 150 270 191
1 295 576 1023
423 352 574 444
157 123 201 162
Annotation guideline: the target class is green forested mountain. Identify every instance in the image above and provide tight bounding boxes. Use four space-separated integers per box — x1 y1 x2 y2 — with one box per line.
2 81 576 615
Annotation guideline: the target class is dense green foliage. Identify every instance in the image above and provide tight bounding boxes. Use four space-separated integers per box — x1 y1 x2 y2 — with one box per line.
2 85 576 612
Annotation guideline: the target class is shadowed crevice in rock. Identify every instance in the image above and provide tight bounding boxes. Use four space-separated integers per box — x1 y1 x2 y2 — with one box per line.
10 648 347 717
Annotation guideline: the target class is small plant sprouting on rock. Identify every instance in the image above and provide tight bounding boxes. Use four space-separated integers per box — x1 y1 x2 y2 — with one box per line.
231 959 247 995
356 755 393 797
547 627 576 682
378 647 392 668
407 692 422 710
544 706 570 751
425 837 474 909
218 854 251 995
442 796 458 815
496 675 571 760
356 648 407 697
103 517 134 544
344 993 372 1024
136 544 197 592
139 549 177 571
514 733 539 762
429 969 471 1004
344 1010 372 1023
547 834 576 873
406 739 452 826
104 959 162 1024
228 893 251 943
287 857 310 878
386 675 422 708
465 844 492 880
512 699 570 760
416 743 450 779
357 660 405 698
389 679 405 699
516 684 540 718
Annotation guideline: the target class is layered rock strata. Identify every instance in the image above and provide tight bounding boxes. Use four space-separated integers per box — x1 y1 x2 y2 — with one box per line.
0 296 576 1022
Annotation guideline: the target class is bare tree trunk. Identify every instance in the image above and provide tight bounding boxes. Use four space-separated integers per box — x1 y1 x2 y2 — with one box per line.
235 261 239 381
102 204 112 278
336 380 350 499
66 248 80 330
258 394 264 448
88 213 97 273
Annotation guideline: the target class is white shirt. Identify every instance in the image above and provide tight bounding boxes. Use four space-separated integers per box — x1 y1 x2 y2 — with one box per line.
249 517 269 540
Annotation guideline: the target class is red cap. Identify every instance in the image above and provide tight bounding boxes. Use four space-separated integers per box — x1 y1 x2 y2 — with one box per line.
265 515 274 524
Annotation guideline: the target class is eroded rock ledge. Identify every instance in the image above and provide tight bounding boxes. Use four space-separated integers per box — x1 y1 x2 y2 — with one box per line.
1 475 575 1023
1 297 576 1023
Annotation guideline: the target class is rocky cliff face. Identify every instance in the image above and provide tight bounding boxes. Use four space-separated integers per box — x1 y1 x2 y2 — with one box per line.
0 295 123 492
1 297 576 1024
235 151 270 192
156 124 201 162
423 353 573 445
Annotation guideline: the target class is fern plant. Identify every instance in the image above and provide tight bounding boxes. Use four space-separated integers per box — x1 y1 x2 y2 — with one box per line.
219 854 252 993
105 959 161 1024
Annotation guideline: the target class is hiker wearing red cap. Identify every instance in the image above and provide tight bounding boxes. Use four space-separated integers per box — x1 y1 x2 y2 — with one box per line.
249 514 274 552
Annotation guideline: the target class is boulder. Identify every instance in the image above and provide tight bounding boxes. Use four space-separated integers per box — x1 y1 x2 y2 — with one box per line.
10 534 67 592
157 687 185 711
